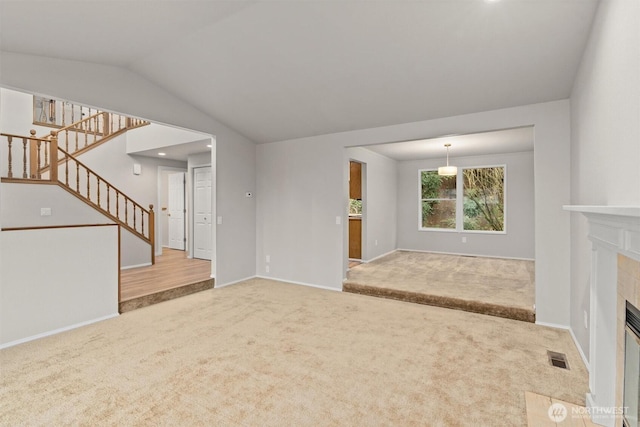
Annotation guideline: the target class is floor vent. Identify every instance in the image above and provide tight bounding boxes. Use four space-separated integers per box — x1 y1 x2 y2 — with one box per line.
547 351 569 370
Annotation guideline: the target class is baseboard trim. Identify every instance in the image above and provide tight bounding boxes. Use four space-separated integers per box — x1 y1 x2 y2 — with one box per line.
0 313 119 350
121 262 152 270
535 320 570 329
255 275 341 292
535 321 590 371
569 327 590 372
364 249 397 263
586 393 597 410
215 275 256 289
396 248 535 262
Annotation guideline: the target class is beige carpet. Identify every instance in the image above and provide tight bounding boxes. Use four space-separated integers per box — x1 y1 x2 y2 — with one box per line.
345 251 535 322
0 278 586 426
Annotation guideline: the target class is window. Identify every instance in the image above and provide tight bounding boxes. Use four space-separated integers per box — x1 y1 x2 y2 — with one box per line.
420 170 456 229
420 166 505 233
349 198 362 215
463 166 504 232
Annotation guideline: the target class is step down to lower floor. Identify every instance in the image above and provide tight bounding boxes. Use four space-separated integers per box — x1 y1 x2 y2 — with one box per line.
343 282 535 323
119 278 214 313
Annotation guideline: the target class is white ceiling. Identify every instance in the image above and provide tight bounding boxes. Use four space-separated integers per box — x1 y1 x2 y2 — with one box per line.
0 0 598 144
131 139 212 163
364 126 534 161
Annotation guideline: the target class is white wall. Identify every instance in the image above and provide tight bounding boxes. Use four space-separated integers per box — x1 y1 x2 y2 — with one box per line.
127 122 209 154
0 87 56 136
569 0 640 363
0 52 257 286
345 147 397 262
1 183 109 226
256 100 571 325
0 225 119 348
0 183 151 267
256 141 344 288
396 151 535 259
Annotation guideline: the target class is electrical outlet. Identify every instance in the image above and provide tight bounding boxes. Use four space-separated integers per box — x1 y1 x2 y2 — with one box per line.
40 208 51 216
462 236 467 243
217 216 223 225
375 239 378 246
266 255 270 263
266 265 270 273
336 216 341 225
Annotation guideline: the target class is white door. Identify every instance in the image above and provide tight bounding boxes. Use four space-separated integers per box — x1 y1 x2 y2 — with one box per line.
168 172 186 250
193 166 212 260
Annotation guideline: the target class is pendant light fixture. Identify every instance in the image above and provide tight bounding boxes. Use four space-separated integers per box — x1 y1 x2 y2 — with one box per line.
438 143 457 176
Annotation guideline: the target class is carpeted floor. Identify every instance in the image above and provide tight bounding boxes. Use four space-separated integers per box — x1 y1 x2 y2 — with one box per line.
0 278 586 426
344 251 536 322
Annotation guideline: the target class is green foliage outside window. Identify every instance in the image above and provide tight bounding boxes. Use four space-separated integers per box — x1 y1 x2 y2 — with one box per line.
463 167 504 231
420 166 505 232
420 171 456 229
349 198 362 215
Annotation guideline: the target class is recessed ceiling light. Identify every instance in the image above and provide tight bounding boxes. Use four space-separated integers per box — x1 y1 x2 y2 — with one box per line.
485 0 501 3
158 152 166 156
206 144 212 148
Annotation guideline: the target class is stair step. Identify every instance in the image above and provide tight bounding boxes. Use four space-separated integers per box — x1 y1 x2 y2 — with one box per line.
119 278 214 313
342 281 535 323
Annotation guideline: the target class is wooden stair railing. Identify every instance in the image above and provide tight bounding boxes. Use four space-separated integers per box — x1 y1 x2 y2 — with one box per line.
38 112 149 173
1 130 155 265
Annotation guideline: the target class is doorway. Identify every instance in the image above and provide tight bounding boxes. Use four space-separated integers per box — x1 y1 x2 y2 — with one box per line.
349 160 363 267
167 172 186 250
193 166 213 260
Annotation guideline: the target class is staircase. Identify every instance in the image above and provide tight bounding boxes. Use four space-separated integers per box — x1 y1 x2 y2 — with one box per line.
1 111 155 264
39 110 148 173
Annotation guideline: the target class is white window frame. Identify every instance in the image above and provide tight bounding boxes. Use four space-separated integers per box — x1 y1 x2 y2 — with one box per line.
418 164 507 234
418 169 457 232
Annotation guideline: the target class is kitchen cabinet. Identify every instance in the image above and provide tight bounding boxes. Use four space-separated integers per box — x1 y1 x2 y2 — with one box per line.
349 217 362 259
350 162 361 199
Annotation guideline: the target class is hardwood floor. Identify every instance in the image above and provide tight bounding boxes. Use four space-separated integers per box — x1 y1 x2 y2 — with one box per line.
348 260 362 269
120 248 211 302
525 391 598 426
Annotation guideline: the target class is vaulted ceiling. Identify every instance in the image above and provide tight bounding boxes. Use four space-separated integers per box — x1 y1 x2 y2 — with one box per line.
0 0 598 144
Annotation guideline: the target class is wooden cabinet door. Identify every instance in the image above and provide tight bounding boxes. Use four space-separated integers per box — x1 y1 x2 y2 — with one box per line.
350 162 362 199
349 218 362 259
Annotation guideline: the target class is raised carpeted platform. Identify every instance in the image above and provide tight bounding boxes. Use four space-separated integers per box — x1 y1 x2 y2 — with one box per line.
344 250 536 322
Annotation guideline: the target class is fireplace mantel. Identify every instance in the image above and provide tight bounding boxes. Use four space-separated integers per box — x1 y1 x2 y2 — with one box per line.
565 205 640 426
564 205 640 218
564 205 640 262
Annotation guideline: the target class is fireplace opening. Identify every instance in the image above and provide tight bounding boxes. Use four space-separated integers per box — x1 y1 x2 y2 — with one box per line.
624 301 640 427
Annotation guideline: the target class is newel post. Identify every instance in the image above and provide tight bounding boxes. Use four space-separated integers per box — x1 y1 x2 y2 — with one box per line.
28 129 38 178
49 131 58 182
149 204 155 265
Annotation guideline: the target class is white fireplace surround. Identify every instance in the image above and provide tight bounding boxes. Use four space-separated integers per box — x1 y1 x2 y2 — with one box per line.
564 206 640 427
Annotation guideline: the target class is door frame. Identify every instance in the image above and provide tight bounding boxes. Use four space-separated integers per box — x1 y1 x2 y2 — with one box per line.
191 165 213 261
347 159 366 263
167 171 186 250
156 166 188 257
186 137 216 279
